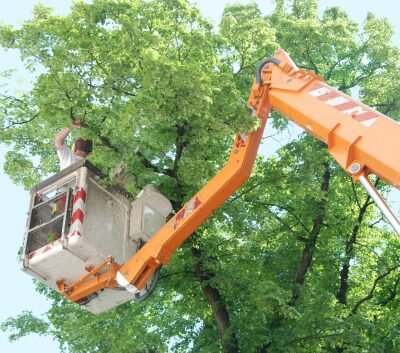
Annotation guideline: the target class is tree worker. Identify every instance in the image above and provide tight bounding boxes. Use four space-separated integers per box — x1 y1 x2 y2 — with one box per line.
49 120 93 241
55 119 93 170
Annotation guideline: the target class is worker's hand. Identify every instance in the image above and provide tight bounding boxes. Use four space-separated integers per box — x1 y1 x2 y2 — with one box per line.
71 119 82 128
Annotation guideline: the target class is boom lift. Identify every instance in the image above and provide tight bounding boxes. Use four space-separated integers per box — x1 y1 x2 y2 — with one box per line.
21 49 400 313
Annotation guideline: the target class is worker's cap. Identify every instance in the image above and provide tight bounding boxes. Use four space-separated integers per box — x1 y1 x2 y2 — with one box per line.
73 138 93 153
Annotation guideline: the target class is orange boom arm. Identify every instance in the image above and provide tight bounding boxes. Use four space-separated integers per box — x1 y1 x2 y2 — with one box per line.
59 49 400 304
249 49 400 188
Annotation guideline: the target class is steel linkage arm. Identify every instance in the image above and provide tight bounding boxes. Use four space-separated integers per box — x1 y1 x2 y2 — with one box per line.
57 257 121 303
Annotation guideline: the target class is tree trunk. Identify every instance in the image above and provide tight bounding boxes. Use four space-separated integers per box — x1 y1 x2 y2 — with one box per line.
290 161 330 305
192 246 239 353
337 189 372 305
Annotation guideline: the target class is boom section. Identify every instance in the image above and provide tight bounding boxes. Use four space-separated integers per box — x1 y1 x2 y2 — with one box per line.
248 49 400 189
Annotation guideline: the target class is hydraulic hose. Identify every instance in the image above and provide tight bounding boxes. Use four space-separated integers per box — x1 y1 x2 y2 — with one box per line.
256 57 281 84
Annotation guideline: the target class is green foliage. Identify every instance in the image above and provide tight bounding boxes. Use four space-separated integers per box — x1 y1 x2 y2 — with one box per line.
1 0 400 352
0 311 50 342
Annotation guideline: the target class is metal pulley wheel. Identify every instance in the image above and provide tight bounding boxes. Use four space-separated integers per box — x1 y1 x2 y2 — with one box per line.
133 266 161 302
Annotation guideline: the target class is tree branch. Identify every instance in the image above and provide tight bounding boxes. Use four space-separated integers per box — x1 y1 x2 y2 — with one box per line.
247 200 311 236
379 276 400 306
0 93 25 103
0 113 39 130
350 264 400 315
286 333 342 346
135 148 175 177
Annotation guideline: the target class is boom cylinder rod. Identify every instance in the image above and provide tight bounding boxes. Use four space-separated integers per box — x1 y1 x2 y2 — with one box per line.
359 175 400 235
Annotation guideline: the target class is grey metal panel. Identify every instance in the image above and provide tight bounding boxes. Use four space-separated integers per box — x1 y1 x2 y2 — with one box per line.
31 160 104 193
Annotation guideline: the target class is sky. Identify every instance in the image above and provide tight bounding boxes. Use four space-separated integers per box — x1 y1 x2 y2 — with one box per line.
0 1 399 352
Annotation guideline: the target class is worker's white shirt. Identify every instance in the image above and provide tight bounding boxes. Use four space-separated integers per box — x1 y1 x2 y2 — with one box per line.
57 145 83 170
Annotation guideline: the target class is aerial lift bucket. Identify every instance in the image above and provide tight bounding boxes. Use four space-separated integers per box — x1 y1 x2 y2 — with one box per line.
20 160 172 313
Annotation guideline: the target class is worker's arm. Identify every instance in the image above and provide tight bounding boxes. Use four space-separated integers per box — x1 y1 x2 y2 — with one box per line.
55 127 71 151
55 120 81 150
